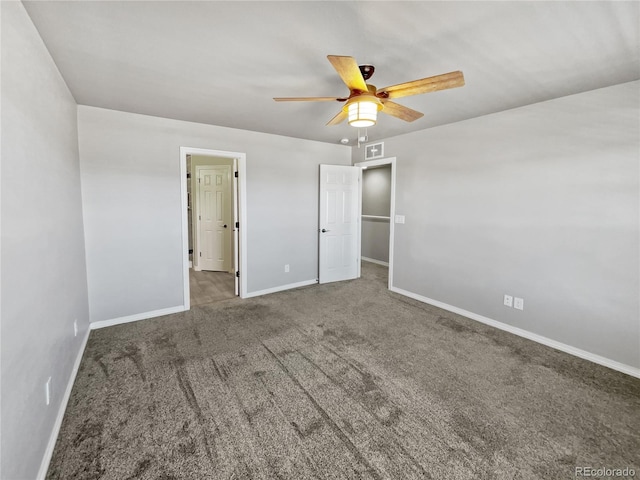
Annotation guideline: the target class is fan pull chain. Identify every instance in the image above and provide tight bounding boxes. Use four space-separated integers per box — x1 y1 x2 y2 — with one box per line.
356 128 369 148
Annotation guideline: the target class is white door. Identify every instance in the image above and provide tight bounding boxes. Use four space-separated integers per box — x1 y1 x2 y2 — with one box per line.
319 165 361 284
197 166 231 271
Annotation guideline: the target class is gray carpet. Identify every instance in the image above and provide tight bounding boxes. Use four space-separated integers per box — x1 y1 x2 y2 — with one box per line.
47 263 640 480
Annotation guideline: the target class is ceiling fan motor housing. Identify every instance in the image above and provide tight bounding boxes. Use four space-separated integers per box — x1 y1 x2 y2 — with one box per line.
359 65 375 80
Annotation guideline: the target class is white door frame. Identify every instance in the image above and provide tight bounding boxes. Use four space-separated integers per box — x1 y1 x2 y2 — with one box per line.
354 157 396 290
180 147 248 306
232 158 240 295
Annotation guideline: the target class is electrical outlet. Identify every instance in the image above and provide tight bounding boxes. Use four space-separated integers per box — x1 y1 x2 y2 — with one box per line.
284 264 290 273
503 295 513 307
74 319 78 337
45 377 51 406
514 297 524 310
395 215 405 224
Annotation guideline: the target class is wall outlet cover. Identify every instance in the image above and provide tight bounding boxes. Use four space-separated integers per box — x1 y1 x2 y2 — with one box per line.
504 295 513 307
514 297 524 310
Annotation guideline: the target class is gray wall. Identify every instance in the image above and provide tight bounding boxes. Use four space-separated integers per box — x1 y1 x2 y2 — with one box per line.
362 166 391 263
353 81 639 369
362 166 391 216
78 106 351 322
1 3 90 479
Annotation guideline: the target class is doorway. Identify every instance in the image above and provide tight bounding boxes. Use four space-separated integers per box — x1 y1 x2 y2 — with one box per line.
180 147 247 309
354 157 396 290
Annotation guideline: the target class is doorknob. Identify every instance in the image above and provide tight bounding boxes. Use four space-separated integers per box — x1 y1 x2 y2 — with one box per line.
223 224 228 228
321 228 330 233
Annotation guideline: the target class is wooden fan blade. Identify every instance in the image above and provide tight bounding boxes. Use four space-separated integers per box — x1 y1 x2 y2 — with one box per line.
381 100 424 122
273 97 345 102
326 109 347 126
327 55 368 92
378 71 465 99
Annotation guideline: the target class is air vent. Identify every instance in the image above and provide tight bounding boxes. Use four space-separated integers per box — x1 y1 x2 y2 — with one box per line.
365 142 384 160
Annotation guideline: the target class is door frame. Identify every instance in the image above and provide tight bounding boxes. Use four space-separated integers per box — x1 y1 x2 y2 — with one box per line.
354 157 396 290
180 147 248 306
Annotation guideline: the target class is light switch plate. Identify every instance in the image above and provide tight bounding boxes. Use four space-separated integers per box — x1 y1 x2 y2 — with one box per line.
395 215 405 224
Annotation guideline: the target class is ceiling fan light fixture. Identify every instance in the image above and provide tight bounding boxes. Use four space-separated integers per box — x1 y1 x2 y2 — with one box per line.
347 99 380 128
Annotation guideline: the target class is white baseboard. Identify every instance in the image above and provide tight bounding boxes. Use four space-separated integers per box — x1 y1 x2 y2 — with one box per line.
390 286 640 379
37 327 91 480
244 279 318 299
90 305 187 330
361 256 389 267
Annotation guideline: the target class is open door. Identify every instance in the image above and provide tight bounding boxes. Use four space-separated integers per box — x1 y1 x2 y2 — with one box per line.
319 164 361 284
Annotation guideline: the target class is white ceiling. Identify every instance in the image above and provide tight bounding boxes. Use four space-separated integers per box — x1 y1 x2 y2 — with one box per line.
23 1 639 145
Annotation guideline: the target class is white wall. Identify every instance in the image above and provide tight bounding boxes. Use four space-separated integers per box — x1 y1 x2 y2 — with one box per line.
78 106 351 322
353 81 640 371
1 3 90 479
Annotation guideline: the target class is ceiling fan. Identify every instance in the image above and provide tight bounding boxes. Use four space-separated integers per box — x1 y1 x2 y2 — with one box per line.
274 55 465 128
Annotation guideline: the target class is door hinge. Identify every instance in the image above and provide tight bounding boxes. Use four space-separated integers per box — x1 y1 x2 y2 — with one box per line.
198 177 201 183
235 222 239 229
199 252 202 257
235 271 240 278
189 249 193 255
186 173 191 179
234 171 238 178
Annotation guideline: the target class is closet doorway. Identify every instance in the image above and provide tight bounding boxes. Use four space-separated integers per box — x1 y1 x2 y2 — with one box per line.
355 157 396 290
